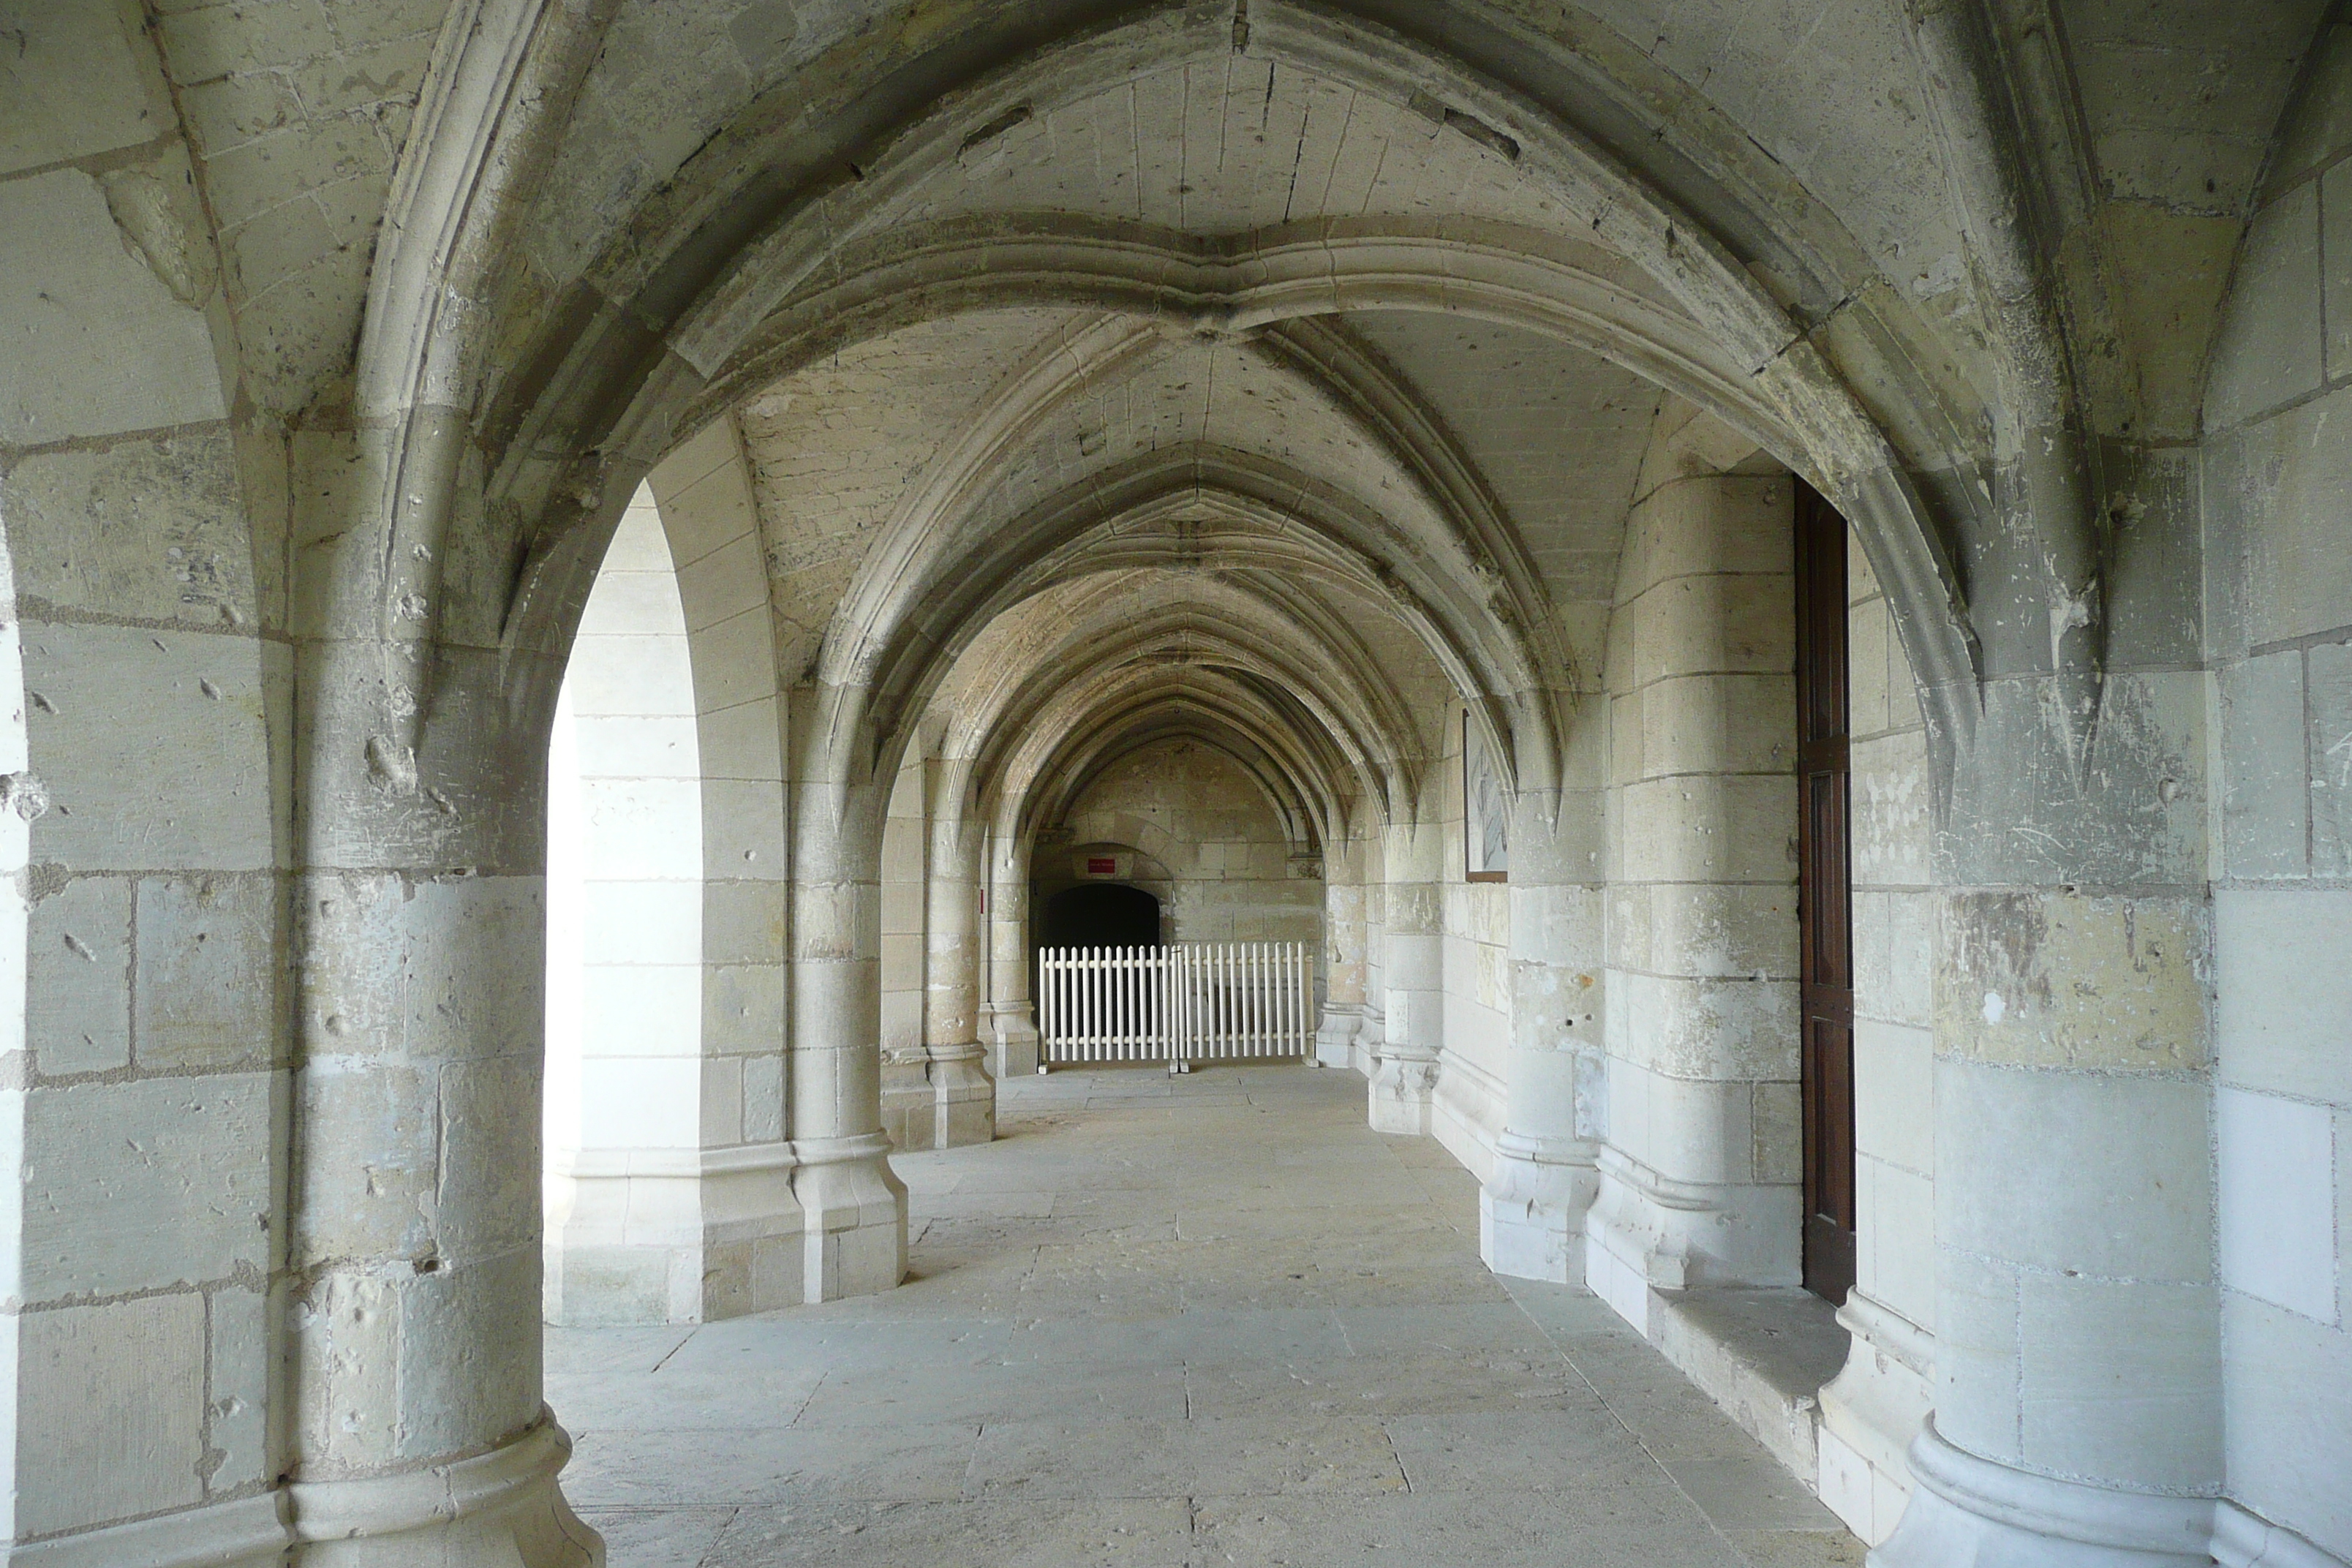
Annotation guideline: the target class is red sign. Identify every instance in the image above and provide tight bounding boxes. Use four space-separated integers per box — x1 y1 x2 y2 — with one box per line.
1085 856 1117 875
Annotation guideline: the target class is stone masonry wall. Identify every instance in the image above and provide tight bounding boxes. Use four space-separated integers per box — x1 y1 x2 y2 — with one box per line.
1 7 289 1539
1059 740 1322 951
2199 18 2352 1556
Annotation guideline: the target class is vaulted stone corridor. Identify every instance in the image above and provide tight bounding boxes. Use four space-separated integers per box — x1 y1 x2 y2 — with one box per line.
9 2 2352 1566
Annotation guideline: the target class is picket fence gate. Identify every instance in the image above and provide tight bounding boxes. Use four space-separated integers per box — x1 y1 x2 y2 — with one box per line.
1035 942 1313 1068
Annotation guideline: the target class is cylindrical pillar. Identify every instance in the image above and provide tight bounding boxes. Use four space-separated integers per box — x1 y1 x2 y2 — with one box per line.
295 644 598 1566
1368 816 1444 1134
1584 465 1800 1305
1872 409 2218 1561
1313 848 1365 1068
984 829 1041 1076
918 772 994 1147
1480 785 1605 1283
784 687 905 1303
1873 879 2217 1567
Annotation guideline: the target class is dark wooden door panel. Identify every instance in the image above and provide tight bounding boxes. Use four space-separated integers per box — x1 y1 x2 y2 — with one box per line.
1795 480 1856 1305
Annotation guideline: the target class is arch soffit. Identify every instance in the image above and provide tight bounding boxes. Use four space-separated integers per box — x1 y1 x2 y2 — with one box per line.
966 643 1382 839
995 674 1359 853
1051 725 1322 863
647 3 1973 689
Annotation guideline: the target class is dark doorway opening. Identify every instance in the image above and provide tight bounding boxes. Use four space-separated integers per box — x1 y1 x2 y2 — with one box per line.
1041 883 1163 950
1795 479 1856 1305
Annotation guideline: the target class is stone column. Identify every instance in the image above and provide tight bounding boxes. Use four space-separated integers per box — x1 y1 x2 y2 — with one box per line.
1368 818 1444 1134
1480 791 1605 1283
1873 730 2217 1566
917 763 994 1146
1313 848 1365 1068
783 687 906 1303
1354 872 1387 1077
983 828 1041 1077
297 649 598 1567
1584 464 1801 1315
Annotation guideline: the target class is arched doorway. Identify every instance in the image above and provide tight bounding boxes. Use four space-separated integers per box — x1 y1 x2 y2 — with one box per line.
1041 882 1162 949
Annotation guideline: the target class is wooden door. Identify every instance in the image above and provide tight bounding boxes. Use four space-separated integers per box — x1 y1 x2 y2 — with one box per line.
1795 480 1855 1304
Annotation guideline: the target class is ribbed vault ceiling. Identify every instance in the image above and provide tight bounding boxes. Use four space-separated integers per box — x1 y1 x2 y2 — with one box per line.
726 276 1660 840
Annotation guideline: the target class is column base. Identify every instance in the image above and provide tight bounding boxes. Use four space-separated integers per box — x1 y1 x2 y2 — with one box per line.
291 1418 601 1568
1477 1132 1597 1282
789 1131 907 1302
2211 1502 2348 1568
1368 1048 1439 1135
1870 1420 2214 1568
990 1006 1041 1079
882 1044 995 1149
543 1143 807 1324
1313 1004 1360 1071
1583 1147 1801 1324
5 1493 291 1568
1817 1291 1935 1545
924 1041 995 1147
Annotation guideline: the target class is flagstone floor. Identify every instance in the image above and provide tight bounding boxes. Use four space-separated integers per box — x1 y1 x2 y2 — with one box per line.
552 1065 1862 1567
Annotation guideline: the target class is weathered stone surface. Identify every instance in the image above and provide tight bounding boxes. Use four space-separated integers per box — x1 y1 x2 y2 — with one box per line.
0 1 162 176
1935 892 2208 1071
4 429 260 630
18 1293 207 1534
29 872 132 1075
135 872 284 1073
23 624 281 873
23 1073 274 1299
12 0 2352 1557
0 170 226 442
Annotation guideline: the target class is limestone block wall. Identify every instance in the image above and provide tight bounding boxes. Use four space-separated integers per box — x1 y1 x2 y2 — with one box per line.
1058 741 1322 949
983 827 1041 1077
0 10 290 1542
1315 829 1373 1068
1814 531 1939 1545
876 749 951 1147
1586 429 1801 1310
2199 26 2352 1556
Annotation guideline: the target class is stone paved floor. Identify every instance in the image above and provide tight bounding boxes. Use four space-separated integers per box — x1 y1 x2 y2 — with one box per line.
554 1066 1863 1567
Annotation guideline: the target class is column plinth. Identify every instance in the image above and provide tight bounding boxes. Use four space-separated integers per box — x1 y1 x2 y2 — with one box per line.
788 1131 906 1302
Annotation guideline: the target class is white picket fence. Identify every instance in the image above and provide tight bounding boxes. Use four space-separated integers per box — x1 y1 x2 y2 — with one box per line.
1036 942 1314 1068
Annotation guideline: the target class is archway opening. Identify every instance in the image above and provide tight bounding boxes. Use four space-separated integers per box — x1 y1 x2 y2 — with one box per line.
542 484 707 1326
1041 882 1162 949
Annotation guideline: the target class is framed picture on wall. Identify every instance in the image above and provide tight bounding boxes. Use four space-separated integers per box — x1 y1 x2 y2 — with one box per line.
1464 709 1509 882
